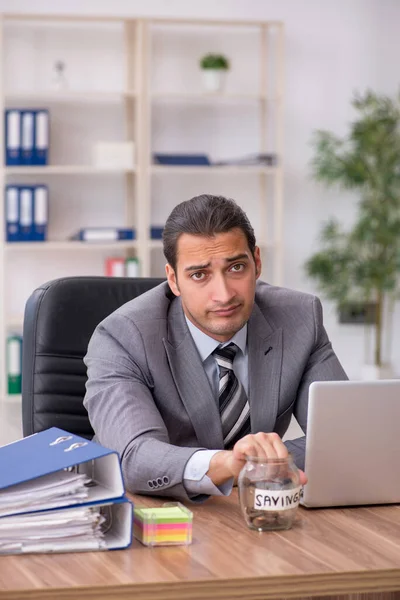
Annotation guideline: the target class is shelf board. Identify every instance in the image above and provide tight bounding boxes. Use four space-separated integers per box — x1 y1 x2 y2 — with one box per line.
4 240 137 251
151 165 277 174
151 92 274 102
5 166 135 175
149 240 163 249
6 315 24 329
5 90 137 104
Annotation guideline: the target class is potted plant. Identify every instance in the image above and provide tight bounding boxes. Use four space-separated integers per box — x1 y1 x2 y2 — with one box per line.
199 53 230 92
305 90 400 379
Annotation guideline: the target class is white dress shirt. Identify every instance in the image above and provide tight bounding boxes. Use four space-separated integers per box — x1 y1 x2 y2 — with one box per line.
183 317 248 498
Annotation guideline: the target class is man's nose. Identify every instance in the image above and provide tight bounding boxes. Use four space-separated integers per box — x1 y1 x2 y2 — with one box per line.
211 275 235 304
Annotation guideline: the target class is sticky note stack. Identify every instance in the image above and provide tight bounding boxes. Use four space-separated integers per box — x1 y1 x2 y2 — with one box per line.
133 503 193 546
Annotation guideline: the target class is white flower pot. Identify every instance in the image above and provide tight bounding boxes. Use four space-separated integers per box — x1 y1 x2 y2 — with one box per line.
201 69 226 93
360 363 395 380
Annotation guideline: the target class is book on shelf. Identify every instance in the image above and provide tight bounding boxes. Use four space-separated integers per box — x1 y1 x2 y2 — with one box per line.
150 226 164 240
0 427 133 555
213 152 278 166
105 256 140 277
153 153 210 166
70 227 136 242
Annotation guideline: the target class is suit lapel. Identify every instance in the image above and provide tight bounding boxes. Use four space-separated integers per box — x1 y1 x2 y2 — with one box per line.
248 304 283 434
163 297 224 449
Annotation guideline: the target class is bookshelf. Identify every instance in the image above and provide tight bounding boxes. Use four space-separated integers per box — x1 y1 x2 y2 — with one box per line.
0 13 284 401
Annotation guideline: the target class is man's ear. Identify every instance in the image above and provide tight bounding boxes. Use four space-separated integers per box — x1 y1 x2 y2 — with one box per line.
165 263 180 296
254 246 262 279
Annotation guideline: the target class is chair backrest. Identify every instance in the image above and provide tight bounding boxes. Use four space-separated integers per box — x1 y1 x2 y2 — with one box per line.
22 276 164 438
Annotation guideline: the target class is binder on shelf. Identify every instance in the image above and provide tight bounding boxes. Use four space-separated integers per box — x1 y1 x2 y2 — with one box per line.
5 186 20 242
105 257 125 277
33 109 49 166
125 257 140 277
6 335 22 395
0 427 132 554
33 185 48 241
19 187 34 241
71 228 136 242
153 153 210 166
20 110 35 165
150 226 164 240
5 109 21 166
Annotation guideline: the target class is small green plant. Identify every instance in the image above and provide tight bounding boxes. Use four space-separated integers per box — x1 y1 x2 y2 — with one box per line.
200 53 230 70
305 90 400 368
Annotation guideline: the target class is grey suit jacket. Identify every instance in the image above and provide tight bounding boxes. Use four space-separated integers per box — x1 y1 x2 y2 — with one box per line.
83 280 347 501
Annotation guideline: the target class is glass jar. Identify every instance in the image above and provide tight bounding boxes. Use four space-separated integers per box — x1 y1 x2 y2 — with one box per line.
238 455 301 531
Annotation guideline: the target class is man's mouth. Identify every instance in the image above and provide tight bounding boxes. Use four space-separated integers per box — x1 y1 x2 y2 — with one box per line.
211 304 241 316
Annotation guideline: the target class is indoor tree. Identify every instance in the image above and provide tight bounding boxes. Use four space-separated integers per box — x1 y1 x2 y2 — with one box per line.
305 90 400 370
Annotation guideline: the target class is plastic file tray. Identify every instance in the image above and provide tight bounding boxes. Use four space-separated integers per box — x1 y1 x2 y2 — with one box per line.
133 503 193 546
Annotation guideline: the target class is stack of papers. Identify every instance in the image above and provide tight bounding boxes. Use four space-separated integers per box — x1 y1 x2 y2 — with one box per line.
0 505 107 554
0 471 91 518
0 427 133 554
134 504 193 546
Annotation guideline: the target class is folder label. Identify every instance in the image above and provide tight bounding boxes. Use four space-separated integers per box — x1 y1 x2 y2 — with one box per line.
34 186 48 225
35 111 48 151
7 338 21 376
20 189 33 227
6 110 20 151
21 111 34 164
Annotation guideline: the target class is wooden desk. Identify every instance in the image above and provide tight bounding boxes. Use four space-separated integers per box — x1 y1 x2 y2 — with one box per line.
2 491 400 600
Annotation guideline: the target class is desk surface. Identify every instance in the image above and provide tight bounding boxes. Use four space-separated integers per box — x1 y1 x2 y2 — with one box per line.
2 491 400 600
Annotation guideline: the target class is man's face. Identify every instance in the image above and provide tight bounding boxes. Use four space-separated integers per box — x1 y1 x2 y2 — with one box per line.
166 228 261 342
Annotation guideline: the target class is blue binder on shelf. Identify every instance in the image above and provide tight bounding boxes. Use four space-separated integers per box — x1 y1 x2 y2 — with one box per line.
33 185 48 241
153 153 210 166
71 227 136 242
5 185 20 242
5 109 21 166
19 186 34 241
20 110 35 165
33 109 49 165
0 427 133 554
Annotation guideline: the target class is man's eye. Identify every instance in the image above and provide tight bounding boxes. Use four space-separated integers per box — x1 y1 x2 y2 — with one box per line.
230 263 245 272
191 272 205 281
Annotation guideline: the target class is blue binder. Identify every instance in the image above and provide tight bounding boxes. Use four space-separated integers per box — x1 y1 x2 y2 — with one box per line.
0 427 126 511
33 109 49 165
71 227 136 242
33 185 48 241
19 186 34 241
0 428 132 553
153 153 210 166
20 110 35 165
5 185 20 242
5 109 21 166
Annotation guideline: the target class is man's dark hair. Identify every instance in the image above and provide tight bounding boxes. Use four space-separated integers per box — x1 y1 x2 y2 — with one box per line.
163 194 256 271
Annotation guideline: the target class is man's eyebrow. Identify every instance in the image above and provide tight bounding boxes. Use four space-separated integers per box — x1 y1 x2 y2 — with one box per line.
184 254 250 272
184 262 211 272
224 253 249 262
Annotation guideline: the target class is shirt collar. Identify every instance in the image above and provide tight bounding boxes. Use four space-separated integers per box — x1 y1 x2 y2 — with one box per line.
185 315 247 363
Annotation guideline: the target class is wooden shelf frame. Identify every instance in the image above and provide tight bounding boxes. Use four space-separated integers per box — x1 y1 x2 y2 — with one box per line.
0 13 284 400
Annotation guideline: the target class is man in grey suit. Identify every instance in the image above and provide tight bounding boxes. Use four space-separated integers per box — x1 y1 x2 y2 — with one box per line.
84 194 347 502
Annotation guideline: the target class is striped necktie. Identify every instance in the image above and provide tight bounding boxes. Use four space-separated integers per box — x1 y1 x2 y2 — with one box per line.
213 343 251 449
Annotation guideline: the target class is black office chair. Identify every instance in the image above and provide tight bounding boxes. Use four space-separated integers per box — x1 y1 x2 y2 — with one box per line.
22 276 164 438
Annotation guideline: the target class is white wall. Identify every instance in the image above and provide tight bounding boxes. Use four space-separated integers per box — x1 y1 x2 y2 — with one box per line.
2 0 400 379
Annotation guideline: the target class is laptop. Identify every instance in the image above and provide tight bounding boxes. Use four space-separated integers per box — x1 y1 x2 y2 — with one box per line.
301 379 400 508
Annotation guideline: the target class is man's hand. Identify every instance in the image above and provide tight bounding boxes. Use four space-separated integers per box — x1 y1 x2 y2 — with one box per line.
207 432 307 487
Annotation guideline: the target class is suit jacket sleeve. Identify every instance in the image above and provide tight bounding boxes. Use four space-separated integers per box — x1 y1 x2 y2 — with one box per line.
284 296 348 470
83 314 203 502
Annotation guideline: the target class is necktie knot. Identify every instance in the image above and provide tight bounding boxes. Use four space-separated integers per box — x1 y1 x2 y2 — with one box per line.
213 342 238 369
